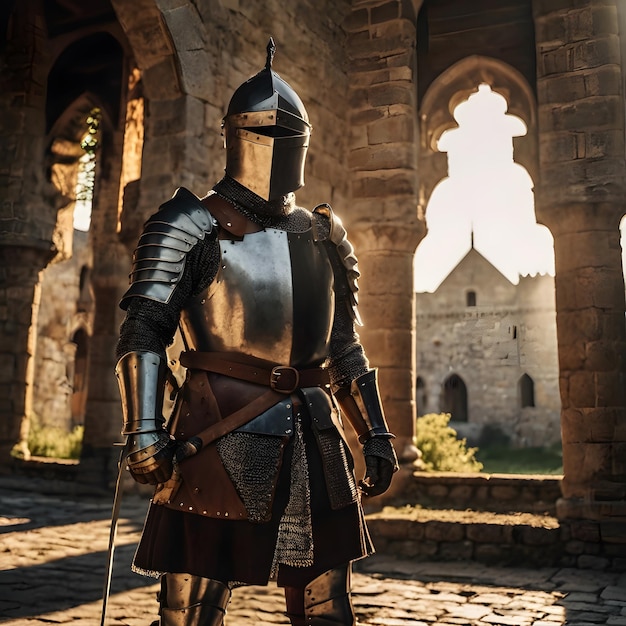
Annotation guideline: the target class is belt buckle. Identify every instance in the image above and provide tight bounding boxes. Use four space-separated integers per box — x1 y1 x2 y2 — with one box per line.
270 366 299 394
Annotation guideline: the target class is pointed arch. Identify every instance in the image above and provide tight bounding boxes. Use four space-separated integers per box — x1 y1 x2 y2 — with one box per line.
418 55 538 214
519 373 535 408
441 373 468 422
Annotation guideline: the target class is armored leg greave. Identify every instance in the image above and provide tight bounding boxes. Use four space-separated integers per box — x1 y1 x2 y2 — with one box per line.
284 564 355 626
158 573 231 626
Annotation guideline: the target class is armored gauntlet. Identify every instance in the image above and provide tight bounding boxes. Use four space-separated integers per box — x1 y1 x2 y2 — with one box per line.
115 351 176 485
335 369 398 497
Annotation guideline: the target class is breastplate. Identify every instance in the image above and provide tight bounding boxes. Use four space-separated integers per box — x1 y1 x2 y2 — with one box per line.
180 227 334 367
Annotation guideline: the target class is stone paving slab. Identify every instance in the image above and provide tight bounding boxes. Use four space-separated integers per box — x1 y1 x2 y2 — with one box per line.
1 477 626 625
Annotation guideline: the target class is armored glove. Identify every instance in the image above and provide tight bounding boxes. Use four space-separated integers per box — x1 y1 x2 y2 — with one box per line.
116 351 176 485
125 430 176 485
334 369 398 497
361 437 398 497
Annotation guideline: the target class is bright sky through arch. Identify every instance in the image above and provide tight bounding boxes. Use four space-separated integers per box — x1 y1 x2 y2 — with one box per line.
414 84 555 293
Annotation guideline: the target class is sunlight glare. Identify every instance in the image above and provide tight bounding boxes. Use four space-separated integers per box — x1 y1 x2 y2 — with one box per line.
414 84 555 293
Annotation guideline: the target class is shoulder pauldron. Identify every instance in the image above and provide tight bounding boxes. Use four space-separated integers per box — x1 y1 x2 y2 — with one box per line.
313 203 362 326
120 187 216 310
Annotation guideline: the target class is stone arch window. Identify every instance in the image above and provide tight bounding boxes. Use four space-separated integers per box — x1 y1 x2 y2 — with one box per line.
77 264 94 313
441 374 468 422
466 290 477 307
70 327 90 426
415 81 554 291
73 109 101 232
416 376 428 415
519 373 535 408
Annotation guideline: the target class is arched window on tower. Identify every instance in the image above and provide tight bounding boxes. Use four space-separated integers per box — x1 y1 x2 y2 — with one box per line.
441 374 468 422
519 373 535 408
466 290 477 307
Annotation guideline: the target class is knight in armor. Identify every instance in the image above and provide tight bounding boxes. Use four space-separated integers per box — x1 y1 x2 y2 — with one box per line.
115 38 398 626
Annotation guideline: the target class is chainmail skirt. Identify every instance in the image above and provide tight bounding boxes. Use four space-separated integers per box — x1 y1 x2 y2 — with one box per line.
132 409 373 588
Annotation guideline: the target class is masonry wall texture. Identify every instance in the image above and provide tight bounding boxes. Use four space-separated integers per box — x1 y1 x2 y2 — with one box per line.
415 248 561 448
1 0 626 566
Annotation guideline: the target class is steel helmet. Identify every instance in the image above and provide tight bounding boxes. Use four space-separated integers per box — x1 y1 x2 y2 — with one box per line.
223 38 311 201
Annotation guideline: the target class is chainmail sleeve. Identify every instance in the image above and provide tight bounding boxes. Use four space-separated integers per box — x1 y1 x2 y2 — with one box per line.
116 237 220 360
327 296 369 388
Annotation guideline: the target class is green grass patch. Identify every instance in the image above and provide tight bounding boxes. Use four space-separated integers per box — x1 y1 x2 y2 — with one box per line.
476 444 563 475
12 414 84 460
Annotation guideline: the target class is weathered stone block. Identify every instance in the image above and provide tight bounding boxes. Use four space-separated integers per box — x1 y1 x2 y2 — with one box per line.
368 114 414 145
424 520 465 542
348 143 415 171
466 523 512 544
343 8 368 32
369 83 413 108
491 485 519 502
539 130 582 162
541 96 622 133
352 172 416 198
571 36 621 70
518 525 561 546
537 45 571 76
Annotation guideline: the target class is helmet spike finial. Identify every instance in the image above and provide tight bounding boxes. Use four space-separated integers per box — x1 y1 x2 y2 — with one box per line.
266 37 276 71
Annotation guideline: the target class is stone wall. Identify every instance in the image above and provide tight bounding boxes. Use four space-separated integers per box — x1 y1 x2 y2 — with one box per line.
33 230 93 431
415 248 560 447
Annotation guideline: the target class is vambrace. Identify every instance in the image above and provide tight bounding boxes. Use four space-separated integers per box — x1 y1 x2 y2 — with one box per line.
115 350 174 483
334 369 395 444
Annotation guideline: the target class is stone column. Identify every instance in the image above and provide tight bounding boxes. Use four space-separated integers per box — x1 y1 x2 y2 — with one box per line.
0 247 52 461
0 3 54 465
534 0 626 562
345 1 425 467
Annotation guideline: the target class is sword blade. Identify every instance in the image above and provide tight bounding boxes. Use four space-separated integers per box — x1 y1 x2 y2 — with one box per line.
100 442 128 626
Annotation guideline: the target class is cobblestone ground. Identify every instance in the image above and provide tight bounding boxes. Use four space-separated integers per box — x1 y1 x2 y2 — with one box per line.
1 477 626 626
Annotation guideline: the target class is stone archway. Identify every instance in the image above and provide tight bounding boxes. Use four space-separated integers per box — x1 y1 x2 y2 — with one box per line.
418 55 538 220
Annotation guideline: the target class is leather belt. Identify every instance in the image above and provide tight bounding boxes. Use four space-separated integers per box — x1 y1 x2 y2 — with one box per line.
179 350 330 395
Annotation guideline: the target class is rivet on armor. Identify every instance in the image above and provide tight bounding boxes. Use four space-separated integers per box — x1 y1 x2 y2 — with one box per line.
179 502 184 507
217 511 221 516
225 512 229 517
193 487 200 494
189 506 193 511
203 510 207 515
286 404 291 409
